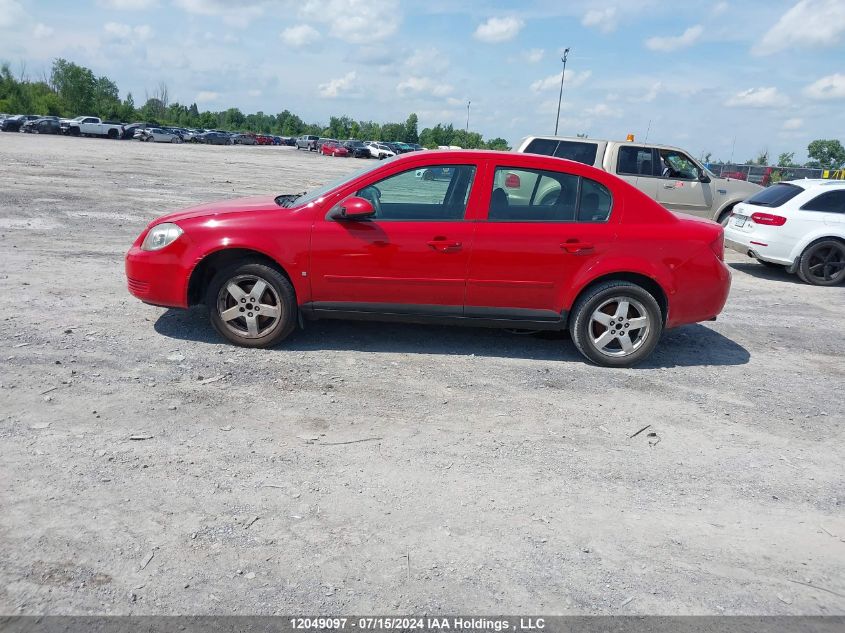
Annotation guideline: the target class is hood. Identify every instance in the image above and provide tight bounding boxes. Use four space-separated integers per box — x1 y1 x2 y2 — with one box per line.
715 176 763 195
154 195 283 224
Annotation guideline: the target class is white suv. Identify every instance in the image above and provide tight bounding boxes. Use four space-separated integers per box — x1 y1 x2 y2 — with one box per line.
724 179 845 285
366 142 395 159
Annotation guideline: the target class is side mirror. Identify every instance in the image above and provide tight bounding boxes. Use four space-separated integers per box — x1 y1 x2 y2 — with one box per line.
698 171 711 184
335 196 375 220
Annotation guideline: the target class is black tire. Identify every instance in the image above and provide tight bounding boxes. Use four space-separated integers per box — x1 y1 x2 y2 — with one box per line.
69 127 80 137
717 207 734 226
796 239 845 286
206 261 297 348
107 129 118 139
569 281 663 367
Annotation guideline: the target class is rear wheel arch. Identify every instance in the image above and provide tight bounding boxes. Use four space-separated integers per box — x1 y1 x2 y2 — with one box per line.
569 272 669 326
715 201 740 225
187 248 295 306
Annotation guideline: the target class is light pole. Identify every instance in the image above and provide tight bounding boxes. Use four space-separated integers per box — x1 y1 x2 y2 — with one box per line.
554 48 570 136
466 100 471 133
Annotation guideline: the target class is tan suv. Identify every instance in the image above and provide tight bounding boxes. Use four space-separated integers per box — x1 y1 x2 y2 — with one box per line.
515 136 763 223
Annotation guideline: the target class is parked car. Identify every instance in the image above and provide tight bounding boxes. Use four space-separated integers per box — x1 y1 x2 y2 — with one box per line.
60 116 124 139
22 116 61 134
320 140 349 157
280 136 296 146
724 180 845 286
138 127 183 143
296 135 319 151
1 115 39 132
516 135 762 224
343 140 370 158
125 150 730 367
254 134 274 145
195 131 233 145
366 142 396 159
231 133 256 145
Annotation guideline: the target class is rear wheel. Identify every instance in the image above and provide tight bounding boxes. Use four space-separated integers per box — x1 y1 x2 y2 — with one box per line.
569 281 663 367
796 239 845 286
206 262 297 348
107 129 119 139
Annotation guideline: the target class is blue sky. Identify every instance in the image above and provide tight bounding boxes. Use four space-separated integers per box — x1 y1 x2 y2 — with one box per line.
2 0 844 162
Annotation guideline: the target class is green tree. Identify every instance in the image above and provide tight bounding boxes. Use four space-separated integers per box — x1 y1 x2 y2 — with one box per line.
484 137 510 151
93 76 120 118
50 58 96 114
403 113 419 144
120 92 136 122
777 152 798 167
807 139 845 169
140 98 165 121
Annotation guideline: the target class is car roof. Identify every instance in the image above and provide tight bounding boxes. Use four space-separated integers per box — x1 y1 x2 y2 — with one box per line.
781 179 845 190
520 134 700 153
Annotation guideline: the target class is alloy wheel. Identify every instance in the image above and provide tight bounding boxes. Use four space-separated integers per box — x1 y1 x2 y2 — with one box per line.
588 296 651 357
216 274 283 339
805 242 845 284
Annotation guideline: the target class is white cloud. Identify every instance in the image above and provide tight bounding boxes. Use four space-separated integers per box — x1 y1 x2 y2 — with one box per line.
104 22 152 42
405 47 449 74
523 48 544 63
782 118 803 130
474 16 524 43
173 0 264 27
725 86 788 108
713 1 728 14
0 0 24 28
195 91 220 102
803 73 845 101
98 0 158 8
585 103 621 118
530 70 591 92
639 81 663 102
397 76 453 98
318 70 357 98
280 24 319 48
754 0 845 55
300 0 400 44
248 89 262 97
645 25 703 52
581 7 617 34
33 23 54 38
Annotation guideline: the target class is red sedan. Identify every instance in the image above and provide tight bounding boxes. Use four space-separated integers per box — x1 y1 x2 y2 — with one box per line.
320 141 349 157
255 134 274 145
125 151 730 366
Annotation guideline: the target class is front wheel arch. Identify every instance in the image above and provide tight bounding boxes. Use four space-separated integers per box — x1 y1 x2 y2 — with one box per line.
187 248 295 306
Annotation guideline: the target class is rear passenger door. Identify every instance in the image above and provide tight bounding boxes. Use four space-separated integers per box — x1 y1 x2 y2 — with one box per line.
465 164 617 322
800 190 845 225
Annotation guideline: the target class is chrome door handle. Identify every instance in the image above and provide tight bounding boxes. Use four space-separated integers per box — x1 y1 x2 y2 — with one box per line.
663 183 676 189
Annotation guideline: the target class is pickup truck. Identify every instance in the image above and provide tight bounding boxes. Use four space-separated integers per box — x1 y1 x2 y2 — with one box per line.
515 135 762 223
60 116 124 139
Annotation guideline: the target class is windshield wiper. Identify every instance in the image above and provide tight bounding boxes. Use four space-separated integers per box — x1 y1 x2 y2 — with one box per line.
274 192 306 208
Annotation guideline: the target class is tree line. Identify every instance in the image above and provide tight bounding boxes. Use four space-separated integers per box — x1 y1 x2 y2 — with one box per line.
0 59 510 150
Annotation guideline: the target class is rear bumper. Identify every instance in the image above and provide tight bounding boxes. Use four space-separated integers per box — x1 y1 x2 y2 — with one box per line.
724 233 793 265
666 250 732 328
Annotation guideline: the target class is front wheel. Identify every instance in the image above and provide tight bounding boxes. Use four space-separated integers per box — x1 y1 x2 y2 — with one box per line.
206 262 297 348
796 239 845 286
569 281 663 367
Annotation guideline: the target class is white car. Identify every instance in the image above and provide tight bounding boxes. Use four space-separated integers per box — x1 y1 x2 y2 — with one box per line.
366 142 395 159
139 128 183 143
724 179 845 286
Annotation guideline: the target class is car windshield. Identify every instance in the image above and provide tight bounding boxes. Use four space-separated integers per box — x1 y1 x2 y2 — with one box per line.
745 183 804 208
288 158 397 207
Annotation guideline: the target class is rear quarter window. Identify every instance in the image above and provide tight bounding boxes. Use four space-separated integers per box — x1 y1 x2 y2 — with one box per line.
523 138 598 166
745 183 803 208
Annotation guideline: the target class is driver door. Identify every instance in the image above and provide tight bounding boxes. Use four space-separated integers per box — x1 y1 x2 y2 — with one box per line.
656 148 713 218
308 163 479 315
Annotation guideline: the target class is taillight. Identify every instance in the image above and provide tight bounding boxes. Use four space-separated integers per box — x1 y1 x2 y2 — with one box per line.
504 173 521 188
711 231 724 261
751 212 787 226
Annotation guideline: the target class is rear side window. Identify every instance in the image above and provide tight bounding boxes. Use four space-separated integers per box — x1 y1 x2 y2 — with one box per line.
523 138 598 166
489 167 612 223
617 146 658 177
746 183 803 207
800 190 845 213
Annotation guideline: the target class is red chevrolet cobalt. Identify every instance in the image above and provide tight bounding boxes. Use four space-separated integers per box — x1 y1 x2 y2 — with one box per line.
126 151 730 367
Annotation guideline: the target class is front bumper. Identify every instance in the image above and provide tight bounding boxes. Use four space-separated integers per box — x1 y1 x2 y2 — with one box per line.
125 241 192 308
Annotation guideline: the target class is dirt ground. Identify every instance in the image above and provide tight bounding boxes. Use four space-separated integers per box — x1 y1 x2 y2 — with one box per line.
0 133 842 616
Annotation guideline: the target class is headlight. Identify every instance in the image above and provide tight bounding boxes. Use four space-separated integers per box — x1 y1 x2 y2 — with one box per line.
141 223 183 251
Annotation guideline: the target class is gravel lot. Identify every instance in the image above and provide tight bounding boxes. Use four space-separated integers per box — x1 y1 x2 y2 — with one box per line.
0 133 842 616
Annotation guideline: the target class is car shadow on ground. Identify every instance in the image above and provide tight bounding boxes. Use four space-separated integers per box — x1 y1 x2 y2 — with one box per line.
729 261 803 285
154 307 750 368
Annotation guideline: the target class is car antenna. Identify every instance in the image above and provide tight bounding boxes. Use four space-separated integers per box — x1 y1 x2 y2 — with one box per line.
644 119 652 143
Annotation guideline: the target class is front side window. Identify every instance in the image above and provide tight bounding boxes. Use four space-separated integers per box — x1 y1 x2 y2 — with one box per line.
355 165 476 221
658 150 699 180
800 190 845 214
489 167 611 222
